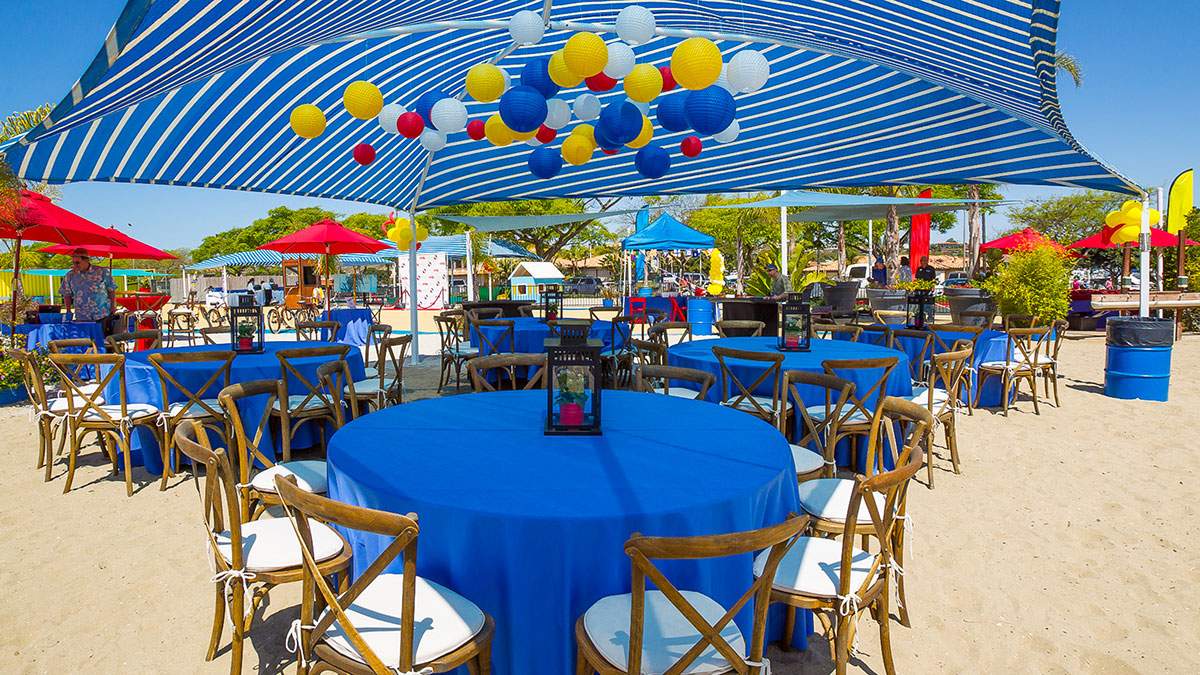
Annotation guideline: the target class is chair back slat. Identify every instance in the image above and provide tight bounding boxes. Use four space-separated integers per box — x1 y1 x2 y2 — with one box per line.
812 323 862 342
890 329 933 383
858 324 893 348
820 357 898 439
6 349 52 409
468 353 546 392
296 320 340 343
711 346 784 421
647 320 692 346
375 335 411 404
276 345 349 415
629 338 666 367
635 364 714 400
474 319 515 354
106 330 161 354
364 323 393 370
588 306 621 323
219 380 283 485
48 352 127 423
715 320 765 338
783 370 854 473
148 350 234 422
173 420 245 572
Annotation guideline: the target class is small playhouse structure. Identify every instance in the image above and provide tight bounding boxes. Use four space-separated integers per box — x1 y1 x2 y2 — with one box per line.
508 262 564 301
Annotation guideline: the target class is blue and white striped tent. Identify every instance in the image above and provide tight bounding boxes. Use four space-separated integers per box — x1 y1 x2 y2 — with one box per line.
186 250 388 270
376 234 536 259
0 0 1137 210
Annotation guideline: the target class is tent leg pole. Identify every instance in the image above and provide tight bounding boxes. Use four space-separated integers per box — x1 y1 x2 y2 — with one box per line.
408 210 420 365
465 229 475 302
780 206 788 277
1138 193 1152 317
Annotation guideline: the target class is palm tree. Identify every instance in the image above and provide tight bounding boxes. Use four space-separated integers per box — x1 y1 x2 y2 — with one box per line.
1054 52 1084 88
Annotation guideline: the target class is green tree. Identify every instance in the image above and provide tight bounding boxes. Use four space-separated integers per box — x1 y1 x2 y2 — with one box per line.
1 104 59 200
424 198 619 260
191 205 336 262
1054 52 1084 88
687 193 778 293
1005 190 1126 275
341 212 389 238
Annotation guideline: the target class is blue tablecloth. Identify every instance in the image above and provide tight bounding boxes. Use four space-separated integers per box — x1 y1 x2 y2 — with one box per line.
106 341 365 475
321 308 373 346
328 390 803 675
3 321 105 351
469 316 625 354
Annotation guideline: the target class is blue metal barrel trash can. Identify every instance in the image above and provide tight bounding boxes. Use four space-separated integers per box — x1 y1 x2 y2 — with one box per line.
688 297 715 336
1104 317 1174 401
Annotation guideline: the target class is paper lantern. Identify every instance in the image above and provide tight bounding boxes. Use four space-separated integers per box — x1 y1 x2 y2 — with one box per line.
536 125 558 143
714 65 733 92
572 123 596 147
466 63 507 102
561 134 594 166
573 93 601 121
671 38 722 90
603 42 637 79
615 5 657 45
630 100 649 116
511 127 538 141
396 111 425 138
626 116 654 149
499 86 549 133
508 10 545 45
728 49 770 93
353 143 376 165
680 135 702 157
521 58 560 99
484 114 514 146
635 144 671 179
592 122 618 151
343 81 383 120
528 146 563 178
548 51 584 88
685 86 736 135
466 119 486 140
713 119 740 143
415 91 446 127
586 73 617 92
544 99 571 129
289 104 326 139
563 33 608 78
419 130 447 152
598 100 642 145
377 104 404 134
430 98 468 134
660 66 676 91
603 148 618 156
655 94 689 133
624 63 664 103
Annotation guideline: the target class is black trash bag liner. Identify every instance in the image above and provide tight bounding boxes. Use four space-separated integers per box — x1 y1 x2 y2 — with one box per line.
1106 317 1175 348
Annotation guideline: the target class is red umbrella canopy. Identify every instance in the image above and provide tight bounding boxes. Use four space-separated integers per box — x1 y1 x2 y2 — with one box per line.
257 218 388 255
1068 227 1199 250
39 226 176 260
980 227 1071 254
0 190 124 246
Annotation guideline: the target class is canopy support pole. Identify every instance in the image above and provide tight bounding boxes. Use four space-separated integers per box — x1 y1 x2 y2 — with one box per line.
465 229 476 302
779 207 788 277
407 210 420 364
221 266 229 305
867 220 874 270
1138 193 1151 317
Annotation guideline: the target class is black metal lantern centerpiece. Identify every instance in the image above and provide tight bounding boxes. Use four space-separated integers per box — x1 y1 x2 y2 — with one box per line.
544 326 602 436
540 287 564 323
778 294 812 352
229 295 265 354
906 288 935 330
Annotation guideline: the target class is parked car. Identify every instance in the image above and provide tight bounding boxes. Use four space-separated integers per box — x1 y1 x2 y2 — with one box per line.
943 272 971 288
563 276 604 295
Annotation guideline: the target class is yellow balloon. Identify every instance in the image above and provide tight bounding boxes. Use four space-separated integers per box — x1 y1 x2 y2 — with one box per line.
1146 208 1162 226
671 38 723 90
484 114 514 146
548 51 583 88
1121 199 1141 215
1111 223 1139 245
465 63 507 102
1104 210 1124 228
289 104 326 139
706 283 725 296
626 116 654 149
386 226 406 243
572 123 596 147
624 64 664 103
343 81 383 120
563 33 608 78
561 134 594 166
394 217 410 230
415 224 429 241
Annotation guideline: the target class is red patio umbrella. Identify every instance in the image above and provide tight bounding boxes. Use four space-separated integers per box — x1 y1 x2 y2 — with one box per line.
980 227 1071 254
258 219 388 311
1068 227 1199 249
39 226 177 261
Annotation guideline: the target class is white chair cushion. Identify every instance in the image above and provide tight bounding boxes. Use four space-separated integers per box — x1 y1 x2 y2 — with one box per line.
322 573 486 668
909 386 952 414
665 386 700 399
797 478 885 524
82 402 159 422
352 379 383 396
449 346 479 357
362 366 378 379
166 398 222 418
979 360 1033 371
803 404 868 424
582 590 747 675
272 395 331 412
753 537 878 599
789 445 826 475
215 517 342 573
250 460 328 494
53 384 106 406
721 394 777 413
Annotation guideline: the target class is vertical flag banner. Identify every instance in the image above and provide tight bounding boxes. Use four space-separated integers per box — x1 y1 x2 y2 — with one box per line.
909 188 933 276
1167 169 1194 235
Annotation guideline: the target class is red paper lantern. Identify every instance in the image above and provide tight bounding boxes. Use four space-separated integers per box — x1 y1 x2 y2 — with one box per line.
659 66 676 91
397 112 425 139
602 148 618 155
466 119 486 140
585 73 617 92
536 125 557 143
680 135 702 157
353 143 376 165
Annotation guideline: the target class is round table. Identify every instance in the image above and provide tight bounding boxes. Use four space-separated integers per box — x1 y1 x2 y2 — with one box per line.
470 316 624 354
327 390 801 675
3 321 105 351
321 308 374 346
108 341 365 474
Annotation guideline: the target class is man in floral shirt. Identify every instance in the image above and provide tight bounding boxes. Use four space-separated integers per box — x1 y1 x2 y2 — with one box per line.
61 249 117 330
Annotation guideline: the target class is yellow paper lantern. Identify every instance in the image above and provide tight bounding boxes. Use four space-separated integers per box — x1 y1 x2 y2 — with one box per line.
343 81 383 120
626 116 654 149
670 38 723 90
624 63 664 103
561 134 594 166
485 114 514 146
563 33 608 78
572 123 596 147
465 63 507 102
511 128 538 141
548 51 584 88
289 104 326 139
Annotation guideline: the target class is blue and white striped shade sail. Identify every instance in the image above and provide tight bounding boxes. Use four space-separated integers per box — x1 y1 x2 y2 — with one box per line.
1 0 1139 211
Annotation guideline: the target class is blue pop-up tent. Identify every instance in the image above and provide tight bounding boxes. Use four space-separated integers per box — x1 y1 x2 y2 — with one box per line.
622 214 715 251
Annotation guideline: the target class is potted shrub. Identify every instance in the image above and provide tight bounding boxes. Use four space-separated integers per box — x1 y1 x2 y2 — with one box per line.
945 282 995 324
0 351 32 405
555 367 589 426
236 322 255 350
823 280 861 313
866 285 908 312
980 246 1072 324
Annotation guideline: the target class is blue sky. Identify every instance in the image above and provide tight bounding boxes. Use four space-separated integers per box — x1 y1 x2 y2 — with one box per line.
1 0 1197 248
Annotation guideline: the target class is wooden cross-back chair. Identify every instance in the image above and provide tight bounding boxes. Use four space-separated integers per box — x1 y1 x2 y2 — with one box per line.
574 515 808 675
782 370 854 484
172 421 350 674
872 310 908 327
468 353 547 392
165 308 199 346
759 398 929 672
634 363 715 401
516 303 535 318
711 346 787 425
912 345 972 488
435 313 478 392
629 338 666 367
812 323 862 342
1002 313 1041 330
46 337 103 397
7 349 68 481
891 328 934 385
354 334 411 411
296 320 341 343
819 357 899 470
1039 319 1068 407
959 309 997 329
466 307 503 332
858 324 893 349
647 320 692 346
317 358 362 426
588 305 620 323
147 350 234 491
929 324 985 414
474 319 516 355
275 474 495 675
274 345 349 461
975 326 1051 415
362 323 393 379
604 316 638 389
198 325 229 345
715 320 765 338
439 308 468 341
47 352 161 496
105 329 161 354
548 318 593 341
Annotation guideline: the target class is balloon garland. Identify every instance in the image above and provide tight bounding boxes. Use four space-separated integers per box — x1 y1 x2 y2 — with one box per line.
1103 200 1162 245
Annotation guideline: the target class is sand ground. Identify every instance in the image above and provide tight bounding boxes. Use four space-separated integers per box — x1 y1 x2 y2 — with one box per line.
1 332 1197 674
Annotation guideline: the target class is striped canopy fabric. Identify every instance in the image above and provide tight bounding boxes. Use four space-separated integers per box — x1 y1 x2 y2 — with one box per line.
1 0 1138 212
185 249 388 270
376 234 537 259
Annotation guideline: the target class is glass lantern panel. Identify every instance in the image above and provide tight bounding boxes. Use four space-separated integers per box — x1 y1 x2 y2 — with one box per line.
550 363 595 428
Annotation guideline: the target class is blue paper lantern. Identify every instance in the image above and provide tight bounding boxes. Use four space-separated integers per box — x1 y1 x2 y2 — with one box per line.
598 100 642 146
415 90 447 128
528 146 563 178
655 94 690 133
685 86 736 136
635 144 671 179
498 85 549 133
593 123 619 152
521 58 560 99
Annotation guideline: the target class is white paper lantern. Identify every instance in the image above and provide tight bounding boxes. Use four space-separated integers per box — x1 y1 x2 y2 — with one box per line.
508 10 545 45
574 93 601 121
715 64 733 92
629 99 650 116
545 99 571 129
728 49 770 93
419 129 447 151
713 119 740 143
615 5 656 46
377 103 405 133
501 68 511 90
526 137 543 147
603 42 637 79
430 98 468 133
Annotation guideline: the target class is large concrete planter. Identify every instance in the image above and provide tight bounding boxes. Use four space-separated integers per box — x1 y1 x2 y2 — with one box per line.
945 287 995 325
866 288 908 313
823 282 861 313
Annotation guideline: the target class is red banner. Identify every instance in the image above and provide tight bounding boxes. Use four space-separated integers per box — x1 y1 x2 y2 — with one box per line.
909 188 932 276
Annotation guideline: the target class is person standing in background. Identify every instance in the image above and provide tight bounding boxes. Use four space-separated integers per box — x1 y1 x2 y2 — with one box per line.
915 256 937 282
870 256 888 286
896 257 913 283
61 249 117 334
